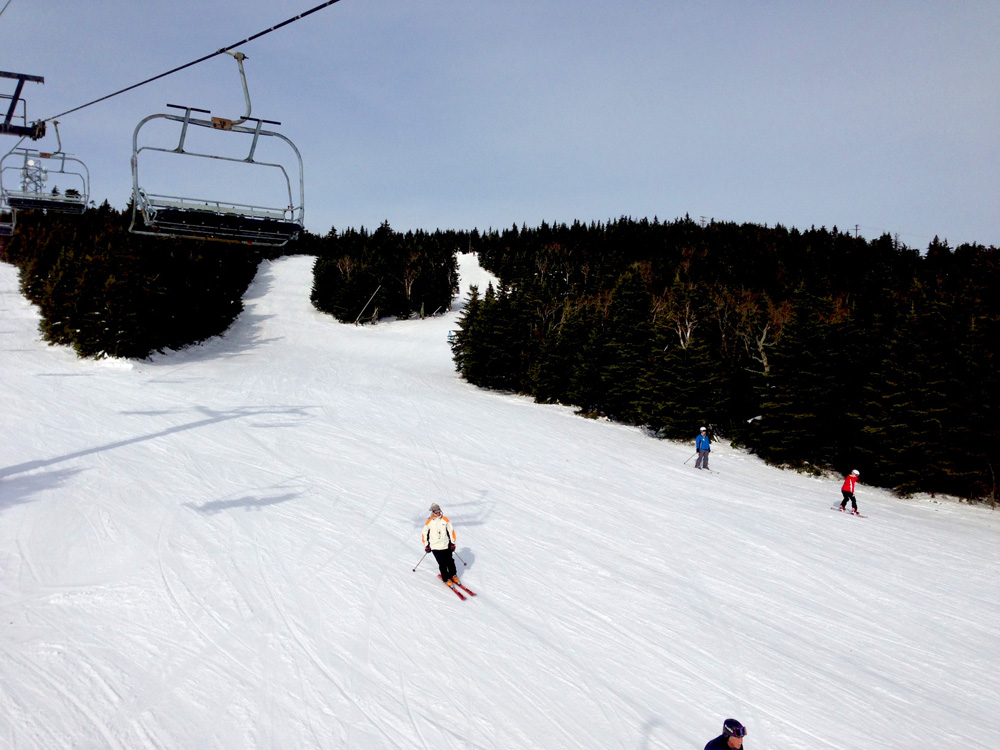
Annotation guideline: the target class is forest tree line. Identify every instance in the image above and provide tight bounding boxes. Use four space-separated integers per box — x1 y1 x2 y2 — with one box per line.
308 221 460 323
0 207 462 359
4 205 997 501
1 203 267 359
450 217 1000 502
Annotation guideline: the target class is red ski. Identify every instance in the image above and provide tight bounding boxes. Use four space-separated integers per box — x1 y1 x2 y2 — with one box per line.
831 506 868 518
438 575 467 600
453 581 477 597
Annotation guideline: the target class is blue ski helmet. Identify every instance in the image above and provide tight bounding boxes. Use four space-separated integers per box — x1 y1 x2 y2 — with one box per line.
723 719 746 738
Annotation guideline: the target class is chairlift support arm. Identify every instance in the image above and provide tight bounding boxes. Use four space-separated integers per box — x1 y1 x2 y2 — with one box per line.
224 50 253 126
0 71 45 139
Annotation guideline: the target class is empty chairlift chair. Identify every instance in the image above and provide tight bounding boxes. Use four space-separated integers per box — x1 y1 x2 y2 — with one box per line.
129 51 304 247
0 147 90 215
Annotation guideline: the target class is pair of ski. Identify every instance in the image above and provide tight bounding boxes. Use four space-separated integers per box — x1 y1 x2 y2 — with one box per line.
831 506 868 518
438 574 477 600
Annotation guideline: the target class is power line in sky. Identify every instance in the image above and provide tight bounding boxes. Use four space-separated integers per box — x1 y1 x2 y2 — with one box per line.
41 0 344 123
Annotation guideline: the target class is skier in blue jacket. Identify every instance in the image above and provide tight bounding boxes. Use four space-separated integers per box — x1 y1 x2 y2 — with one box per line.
695 426 711 470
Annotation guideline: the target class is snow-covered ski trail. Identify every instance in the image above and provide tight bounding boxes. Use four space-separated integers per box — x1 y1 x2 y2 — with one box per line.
1 256 998 749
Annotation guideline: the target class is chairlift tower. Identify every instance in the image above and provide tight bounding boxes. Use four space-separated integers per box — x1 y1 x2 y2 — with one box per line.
20 155 46 193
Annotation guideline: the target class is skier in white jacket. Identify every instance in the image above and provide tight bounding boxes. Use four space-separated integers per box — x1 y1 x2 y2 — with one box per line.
422 503 459 587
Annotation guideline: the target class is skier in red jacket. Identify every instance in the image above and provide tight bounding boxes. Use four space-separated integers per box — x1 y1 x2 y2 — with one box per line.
839 470 860 514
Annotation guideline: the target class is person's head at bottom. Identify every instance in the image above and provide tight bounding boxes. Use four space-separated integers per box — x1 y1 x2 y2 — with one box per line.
722 719 746 747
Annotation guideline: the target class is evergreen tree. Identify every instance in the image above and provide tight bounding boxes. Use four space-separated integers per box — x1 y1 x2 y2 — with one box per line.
752 293 849 468
600 266 653 422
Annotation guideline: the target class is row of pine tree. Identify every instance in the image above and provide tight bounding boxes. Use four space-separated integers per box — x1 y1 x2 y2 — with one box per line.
451 217 1000 502
0 208 462 358
2 204 264 359
3 206 997 501
309 221 460 323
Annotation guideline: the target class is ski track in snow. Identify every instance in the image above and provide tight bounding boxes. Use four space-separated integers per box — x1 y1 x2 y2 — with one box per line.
2 253 999 749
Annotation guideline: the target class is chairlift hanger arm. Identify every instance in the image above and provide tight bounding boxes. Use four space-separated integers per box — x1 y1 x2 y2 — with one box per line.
198 51 277 130
223 50 252 126
48 120 63 153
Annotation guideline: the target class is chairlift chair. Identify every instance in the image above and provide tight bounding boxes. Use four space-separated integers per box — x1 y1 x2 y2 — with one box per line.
0 147 90 215
129 51 304 247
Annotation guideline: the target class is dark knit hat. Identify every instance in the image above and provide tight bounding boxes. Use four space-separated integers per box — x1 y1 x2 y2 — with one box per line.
429 503 442 514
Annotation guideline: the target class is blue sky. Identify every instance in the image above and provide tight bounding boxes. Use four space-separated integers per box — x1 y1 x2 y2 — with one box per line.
2 1 997 247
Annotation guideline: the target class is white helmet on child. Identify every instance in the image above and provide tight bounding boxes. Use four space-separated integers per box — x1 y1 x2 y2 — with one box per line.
852 470 860 476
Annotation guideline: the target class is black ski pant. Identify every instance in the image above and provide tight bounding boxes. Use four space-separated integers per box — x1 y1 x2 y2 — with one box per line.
432 548 457 582
695 449 710 469
840 490 857 510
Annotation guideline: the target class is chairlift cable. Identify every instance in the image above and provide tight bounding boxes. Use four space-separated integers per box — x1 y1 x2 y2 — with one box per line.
41 0 344 122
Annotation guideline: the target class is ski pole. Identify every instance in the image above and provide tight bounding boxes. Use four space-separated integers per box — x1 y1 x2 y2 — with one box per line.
412 552 428 572
455 551 467 567
683 451 698 465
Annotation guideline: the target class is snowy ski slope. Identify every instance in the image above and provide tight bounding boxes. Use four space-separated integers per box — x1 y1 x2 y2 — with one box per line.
1 253 998 749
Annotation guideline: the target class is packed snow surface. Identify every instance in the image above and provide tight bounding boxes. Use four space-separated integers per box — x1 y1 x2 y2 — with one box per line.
1 254 998 749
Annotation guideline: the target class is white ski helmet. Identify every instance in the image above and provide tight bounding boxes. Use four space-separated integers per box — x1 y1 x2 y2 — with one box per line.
852 469 860 476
